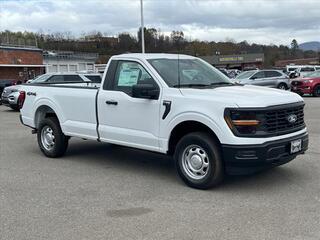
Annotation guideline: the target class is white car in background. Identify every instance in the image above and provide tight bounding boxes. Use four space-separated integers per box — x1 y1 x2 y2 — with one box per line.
286 65 320 78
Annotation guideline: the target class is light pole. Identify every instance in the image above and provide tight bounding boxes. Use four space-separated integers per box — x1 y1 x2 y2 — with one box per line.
140 0 145 53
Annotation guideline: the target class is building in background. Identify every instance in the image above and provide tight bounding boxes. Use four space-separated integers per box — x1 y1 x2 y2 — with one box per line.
0 45 45 82
43 51 99 73
200 53 264 70
275 57 320 68
94 64 107 74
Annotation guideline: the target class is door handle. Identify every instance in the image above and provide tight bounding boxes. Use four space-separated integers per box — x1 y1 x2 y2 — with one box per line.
106 100 118 105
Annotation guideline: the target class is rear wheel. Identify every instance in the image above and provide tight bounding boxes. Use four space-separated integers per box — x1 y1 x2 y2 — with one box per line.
313 85 320 97
174 132 224 189
37 117 68 158
278 83 287 90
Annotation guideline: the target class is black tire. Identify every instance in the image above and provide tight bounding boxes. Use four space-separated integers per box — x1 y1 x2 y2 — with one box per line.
37 117 68 158
10 105 19 111
278 83 287 90
174 132 224 189
313 85 320 97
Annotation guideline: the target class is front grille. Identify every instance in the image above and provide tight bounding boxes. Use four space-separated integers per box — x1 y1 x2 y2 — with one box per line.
291 81 302 86
261 104 305 135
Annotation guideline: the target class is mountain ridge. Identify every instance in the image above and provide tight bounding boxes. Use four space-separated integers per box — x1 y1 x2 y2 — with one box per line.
299 41 320 51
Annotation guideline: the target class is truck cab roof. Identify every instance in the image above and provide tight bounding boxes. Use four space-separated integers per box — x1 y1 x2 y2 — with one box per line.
112 53 196 60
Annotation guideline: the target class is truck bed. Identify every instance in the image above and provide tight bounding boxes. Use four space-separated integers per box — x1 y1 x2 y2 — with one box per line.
21 82 99 140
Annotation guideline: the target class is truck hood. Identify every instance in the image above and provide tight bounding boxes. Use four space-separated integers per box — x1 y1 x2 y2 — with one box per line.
180 85 303 108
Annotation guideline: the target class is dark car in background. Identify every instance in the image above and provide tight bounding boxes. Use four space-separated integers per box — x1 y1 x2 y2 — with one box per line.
291 70 320 97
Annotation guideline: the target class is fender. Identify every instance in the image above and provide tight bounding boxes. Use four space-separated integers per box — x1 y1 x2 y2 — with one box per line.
160 111 226 152
33 97 65 129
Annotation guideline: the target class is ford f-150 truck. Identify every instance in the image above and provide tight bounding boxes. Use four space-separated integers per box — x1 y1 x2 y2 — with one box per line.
19 54 308 189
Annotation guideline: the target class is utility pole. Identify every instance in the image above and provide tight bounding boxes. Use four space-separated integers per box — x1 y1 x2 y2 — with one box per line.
140 0 145 53
34 35 38 47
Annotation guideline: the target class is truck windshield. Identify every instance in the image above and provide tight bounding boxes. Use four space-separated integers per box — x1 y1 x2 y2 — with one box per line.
148 58 232 88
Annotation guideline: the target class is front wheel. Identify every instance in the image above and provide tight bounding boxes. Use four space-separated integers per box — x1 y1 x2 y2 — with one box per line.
313 85 320 97
278 83 287 90
174 132 224 189
37 117 69 158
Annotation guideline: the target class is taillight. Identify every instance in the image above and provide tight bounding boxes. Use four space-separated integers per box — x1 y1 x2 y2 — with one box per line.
18 91 26 109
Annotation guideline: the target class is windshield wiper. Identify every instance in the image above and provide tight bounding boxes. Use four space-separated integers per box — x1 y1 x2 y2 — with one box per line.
210 82 234 86
173 83 211 88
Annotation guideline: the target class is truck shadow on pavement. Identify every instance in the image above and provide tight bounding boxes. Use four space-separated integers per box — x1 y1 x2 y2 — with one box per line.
64 139 178 182
61 139 306 191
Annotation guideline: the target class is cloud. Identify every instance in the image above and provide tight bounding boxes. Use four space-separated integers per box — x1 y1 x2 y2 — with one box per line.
0 0 319 45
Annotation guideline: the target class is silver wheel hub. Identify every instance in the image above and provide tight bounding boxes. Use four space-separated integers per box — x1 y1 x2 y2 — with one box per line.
41 126 55 151
182 145 210 180
190 155 203 170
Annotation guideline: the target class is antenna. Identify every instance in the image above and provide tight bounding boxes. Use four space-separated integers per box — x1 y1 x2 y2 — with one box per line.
178 53 180 88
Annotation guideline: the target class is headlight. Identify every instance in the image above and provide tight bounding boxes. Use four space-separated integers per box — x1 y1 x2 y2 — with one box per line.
224 109 261 135
303 80 313 83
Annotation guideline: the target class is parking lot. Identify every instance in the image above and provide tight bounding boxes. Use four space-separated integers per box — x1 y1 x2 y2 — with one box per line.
0 97 319 240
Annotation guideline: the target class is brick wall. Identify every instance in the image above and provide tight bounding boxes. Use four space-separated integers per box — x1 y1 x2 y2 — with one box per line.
0 49 43 65
0 67 45 82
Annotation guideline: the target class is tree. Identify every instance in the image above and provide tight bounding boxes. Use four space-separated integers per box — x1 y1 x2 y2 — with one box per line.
170 31 185 51
137 27 159 52
290 39 300 57
118 33 137 52
290 39 299 50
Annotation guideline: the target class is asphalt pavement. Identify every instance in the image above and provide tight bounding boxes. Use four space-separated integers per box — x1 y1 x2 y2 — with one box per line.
1 97 319 240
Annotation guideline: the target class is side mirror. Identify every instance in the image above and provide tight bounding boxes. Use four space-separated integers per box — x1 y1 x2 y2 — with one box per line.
250 76 257 80
132 84 159 100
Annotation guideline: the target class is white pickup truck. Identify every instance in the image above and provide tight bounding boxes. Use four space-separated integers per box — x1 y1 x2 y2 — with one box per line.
19 54 308 189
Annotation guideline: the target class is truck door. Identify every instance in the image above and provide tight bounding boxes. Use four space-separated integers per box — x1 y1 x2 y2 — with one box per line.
97 60 161 152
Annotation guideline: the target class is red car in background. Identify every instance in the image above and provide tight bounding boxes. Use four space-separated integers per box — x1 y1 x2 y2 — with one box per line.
291 71 320 97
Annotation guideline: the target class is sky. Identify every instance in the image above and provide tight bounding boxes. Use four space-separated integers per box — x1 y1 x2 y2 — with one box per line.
0 0 319 45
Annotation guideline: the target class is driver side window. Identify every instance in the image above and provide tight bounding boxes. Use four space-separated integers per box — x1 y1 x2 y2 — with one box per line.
113 61 157 96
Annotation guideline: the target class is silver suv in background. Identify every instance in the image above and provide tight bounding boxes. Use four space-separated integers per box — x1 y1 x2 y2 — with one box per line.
0 85 22 110
234 70 290 89
30 73 102 86
1 73 102 110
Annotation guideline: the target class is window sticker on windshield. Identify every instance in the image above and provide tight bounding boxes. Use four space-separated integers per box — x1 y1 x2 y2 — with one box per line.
118 69 140 86
182 69 198 80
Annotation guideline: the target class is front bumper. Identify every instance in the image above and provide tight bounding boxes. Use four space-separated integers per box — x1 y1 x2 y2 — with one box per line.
0 97 10 106
222 132 309 175
291 85 312 95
